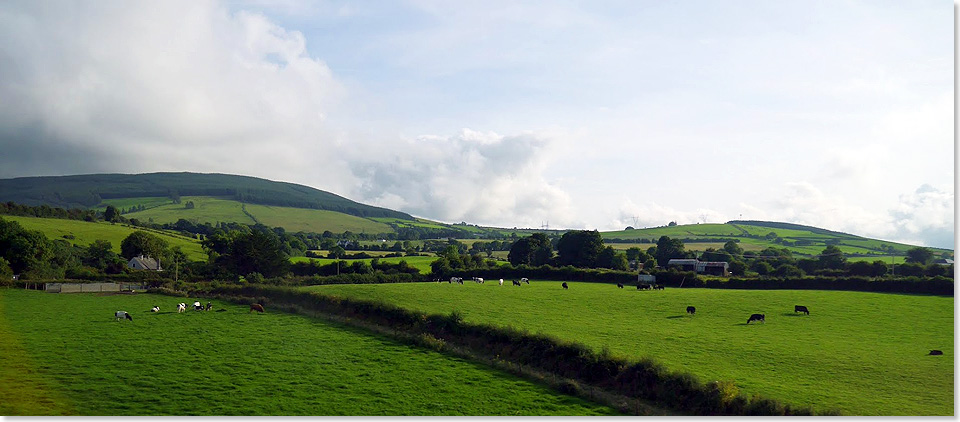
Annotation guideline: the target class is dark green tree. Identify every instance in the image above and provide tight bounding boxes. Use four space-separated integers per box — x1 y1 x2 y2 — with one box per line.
905 247 935 265
556 230 604 267
722 240 743 257
654 236 688 267
104 205 120 223
120 231 169 261
508 233 553 266
84 239 118 270
818 245 846 270
224 229 289 277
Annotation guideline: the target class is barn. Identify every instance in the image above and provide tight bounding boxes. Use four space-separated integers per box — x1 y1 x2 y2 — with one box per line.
667 259 729 276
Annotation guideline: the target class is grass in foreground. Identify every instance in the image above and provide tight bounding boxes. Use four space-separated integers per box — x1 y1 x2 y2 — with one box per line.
305 282 954 415
0 289 618 416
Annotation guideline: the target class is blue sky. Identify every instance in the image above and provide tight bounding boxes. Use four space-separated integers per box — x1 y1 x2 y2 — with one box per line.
0 0 954 248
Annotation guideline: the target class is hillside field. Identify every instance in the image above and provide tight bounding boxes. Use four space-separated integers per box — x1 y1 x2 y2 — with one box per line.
601 222 952 259
2 216 206 261
102 196 394 234
304 282 954 416
0 289 620 416
291 255 437 274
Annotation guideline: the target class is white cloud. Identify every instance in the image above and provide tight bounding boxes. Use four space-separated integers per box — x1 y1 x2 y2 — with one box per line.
347 129 575 229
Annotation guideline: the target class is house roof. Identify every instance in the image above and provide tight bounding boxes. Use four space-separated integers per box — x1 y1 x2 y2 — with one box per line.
129 256 161 270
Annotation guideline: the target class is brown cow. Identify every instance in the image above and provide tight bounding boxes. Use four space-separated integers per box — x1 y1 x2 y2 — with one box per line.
250 303 265 313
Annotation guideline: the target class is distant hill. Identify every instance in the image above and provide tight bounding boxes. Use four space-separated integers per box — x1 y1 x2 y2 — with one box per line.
0 172 412 220
600 221 952 260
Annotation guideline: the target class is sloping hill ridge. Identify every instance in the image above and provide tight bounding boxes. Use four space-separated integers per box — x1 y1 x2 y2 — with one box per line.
0 172 412 220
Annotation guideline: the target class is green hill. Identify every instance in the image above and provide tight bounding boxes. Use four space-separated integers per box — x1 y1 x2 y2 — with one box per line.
601 221 952 259
3 215 206 261
0 172 412 219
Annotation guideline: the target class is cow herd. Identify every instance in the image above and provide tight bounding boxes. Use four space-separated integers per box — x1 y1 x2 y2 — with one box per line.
438 277 530 286
114 301 262 321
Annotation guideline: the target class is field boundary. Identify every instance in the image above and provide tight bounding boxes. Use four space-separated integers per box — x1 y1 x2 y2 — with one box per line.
171 284 839 416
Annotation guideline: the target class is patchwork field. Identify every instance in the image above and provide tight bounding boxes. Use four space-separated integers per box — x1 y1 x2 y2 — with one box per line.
0 289 619 416
102 196 394 234
2 216 206 261
304 282 954 415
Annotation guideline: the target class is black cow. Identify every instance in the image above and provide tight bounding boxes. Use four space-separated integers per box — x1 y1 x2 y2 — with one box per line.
513 280 521 286
638 284 652 290
561 282 568 290
686 306 696 315
747 314 765 324
617 283 623 289
929 350 944 355
794 305 809 315
654 284 664 290
205 302 212 311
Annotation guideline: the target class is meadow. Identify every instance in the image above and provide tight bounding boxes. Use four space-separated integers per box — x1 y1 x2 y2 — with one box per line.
105 196 393 234
304 282 954 415
3 216 207 261
0 289 619 416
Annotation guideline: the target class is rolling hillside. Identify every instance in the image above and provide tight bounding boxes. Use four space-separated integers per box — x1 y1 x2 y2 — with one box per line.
0 172 412 219
2 215 207 261
601 221 952 259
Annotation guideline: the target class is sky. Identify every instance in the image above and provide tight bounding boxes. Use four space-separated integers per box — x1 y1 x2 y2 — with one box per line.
0 0 954 248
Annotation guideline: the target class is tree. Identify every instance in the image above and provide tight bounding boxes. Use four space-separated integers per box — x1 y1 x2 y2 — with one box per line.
750 260 773 276
654 236 687 267
556 230 604 267
773 264 803 278
818 245 846 270
597 246 628 270
104 205 120 223
728 260 746 276
870 260 889 277
223 230 289 277
722 240 743 257
85 239 118 270
508 233 553 266
120 231 169 261
327 245 346 259
905 247 934 265
184 201 195 210
625 247 643 262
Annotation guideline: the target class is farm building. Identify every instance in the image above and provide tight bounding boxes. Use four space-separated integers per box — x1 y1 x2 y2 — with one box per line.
128 255 162 271
637 274 656 283
667 259 729 276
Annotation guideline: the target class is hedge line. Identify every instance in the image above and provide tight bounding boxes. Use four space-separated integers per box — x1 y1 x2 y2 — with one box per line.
181 284 837 416
442 266 953 296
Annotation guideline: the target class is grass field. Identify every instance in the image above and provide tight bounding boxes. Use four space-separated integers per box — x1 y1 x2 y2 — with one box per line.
3 216 207 261
304 282 954 415
106 196 394 234
601 222 952 259
0 289 619 416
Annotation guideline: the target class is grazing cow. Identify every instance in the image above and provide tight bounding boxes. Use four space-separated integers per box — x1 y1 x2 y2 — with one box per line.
499 278 504 286
115 311 133 321
477 277 484 284
929 350 944 355
638 284 652 290
194 301 203 311
747 314 765 324
617 283 623 289
561 282 569 290
512 280 521 286
794 305 809 315
686 306 696 315
521 278 529 284
250 303 265 313
151 306 160 313
654 285 664 290
177 303 186 313
205 302 212 311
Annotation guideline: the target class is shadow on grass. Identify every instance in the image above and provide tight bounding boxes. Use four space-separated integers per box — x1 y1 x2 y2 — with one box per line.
780 313 809 317
665 315 686 319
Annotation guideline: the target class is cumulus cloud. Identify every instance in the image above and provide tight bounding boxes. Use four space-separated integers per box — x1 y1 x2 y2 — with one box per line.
0 0 349 189
347 129 574 228
888 184 954 249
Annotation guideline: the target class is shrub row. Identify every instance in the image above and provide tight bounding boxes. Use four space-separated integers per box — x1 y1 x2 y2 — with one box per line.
443 265 953 296
183 284 836 416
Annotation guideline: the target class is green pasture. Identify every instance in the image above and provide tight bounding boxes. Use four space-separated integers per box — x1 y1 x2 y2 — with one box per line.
0 289 618 416
305 282 954 415
108 196 394 234
114 196 255 226
98 197 173 211
3 216 206 261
